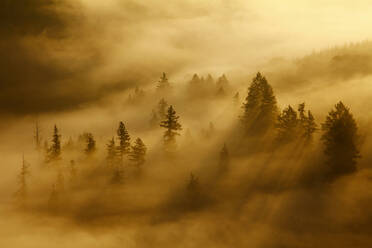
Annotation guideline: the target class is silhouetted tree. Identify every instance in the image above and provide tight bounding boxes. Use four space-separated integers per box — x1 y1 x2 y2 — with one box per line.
219 144 230 173
129 138 147 167
117 121 131 161
158 98 169 120
47 125 61 162
241 72 278 135
34 121 42 151
298 103 318 141
186 173 203 209
84 133 96 155
106 137 116 167
216 86 226 97
160 105 182 152
16 155 30 200
216 74 229 90
157 72 170 90
321 102 360 177
276 105 298 143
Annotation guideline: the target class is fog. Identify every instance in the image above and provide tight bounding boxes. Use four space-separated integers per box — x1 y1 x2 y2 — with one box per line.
2 1 372 247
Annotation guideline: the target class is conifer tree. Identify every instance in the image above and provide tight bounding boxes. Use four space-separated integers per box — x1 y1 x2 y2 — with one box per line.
157 72 170 90
216 74 229 90
117 121 131 161
16 155 30 199
241 72 278 134
106 137 116 167
160 105 182 151
158 98 169 120
298 103 318 142
69 160 77 183
47 125 61 162
34 121 42 151
276 105 298 143
129 138 147 167
84 133 96 155
321 102 360 177
219 144 230 173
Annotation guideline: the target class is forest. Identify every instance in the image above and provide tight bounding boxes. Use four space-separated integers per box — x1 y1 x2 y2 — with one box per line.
2 0 372 247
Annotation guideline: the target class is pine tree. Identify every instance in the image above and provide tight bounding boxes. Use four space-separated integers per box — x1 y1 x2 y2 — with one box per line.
69 160 77 183
16 155 30 199
158 98 169 120
34 121 42 151
160 105 182 151
321 102 360 177
241 72 278 135
298 103 318 142
276 105 298 143
216 74 229 90
47 125 61 162
84 133 96 155
219 144 230 173
106 137 116 167
117 121 131 161
129 138 147 167
233 92 240 105
157 72 170 90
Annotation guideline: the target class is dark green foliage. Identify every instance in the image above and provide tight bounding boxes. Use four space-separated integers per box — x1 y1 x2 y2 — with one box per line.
129 138 147 167
241 72 278 135
117 121 131 161
321 102 360 177
160 105 182 151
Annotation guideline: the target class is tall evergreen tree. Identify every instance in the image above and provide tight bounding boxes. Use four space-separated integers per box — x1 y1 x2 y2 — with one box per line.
321 102 360 177
158 98 169 120
157 72 170 90
106 137 116 167
117 121 131 161
276 105 298 143
219 143 230 173
34 121 42 151
160 105 182 151
47 125 61 162
297 103 318 142
16 155 30 199
241 72 278 135
129 138 147 167
149 109 159 128
84 133 96 155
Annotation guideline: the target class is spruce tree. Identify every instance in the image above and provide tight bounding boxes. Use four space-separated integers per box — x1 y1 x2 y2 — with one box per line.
16 155 30 199
298 103 318 142
276 105 298 143
84 133 96 155
47 125 61 162
117 121 131 161
321 102 360 177
34 121 42 151
106 137 116 167
241 72 278 135
160 105 182 151
158 98 169 120
129 138 147 167
157 72 170 90
219 143 230 173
